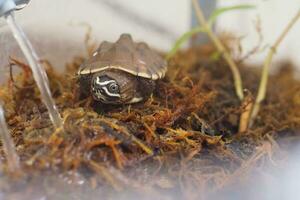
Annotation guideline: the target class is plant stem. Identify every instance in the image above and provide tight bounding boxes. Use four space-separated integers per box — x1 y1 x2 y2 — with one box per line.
238 93 253 133
250 9 300 126
191 0 244 100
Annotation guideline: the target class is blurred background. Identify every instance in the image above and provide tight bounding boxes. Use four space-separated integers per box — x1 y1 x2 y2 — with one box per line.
0 0 299 72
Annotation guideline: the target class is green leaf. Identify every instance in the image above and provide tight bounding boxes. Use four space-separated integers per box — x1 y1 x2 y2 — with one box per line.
166 27 206 60
208 5 256 26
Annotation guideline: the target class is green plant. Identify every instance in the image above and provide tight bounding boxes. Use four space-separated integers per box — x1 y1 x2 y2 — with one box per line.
167 4 255 60
249 9 300 127
171 2 300 132
168 2 255 100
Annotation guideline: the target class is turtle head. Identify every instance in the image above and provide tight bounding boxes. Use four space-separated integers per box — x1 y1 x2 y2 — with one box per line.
91 74 121 103
91 70 141 104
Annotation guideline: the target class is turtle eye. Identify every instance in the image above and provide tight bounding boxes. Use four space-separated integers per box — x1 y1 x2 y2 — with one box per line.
108 83 119 93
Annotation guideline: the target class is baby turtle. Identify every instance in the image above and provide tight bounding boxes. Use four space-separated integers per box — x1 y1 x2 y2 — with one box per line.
78 34 167 104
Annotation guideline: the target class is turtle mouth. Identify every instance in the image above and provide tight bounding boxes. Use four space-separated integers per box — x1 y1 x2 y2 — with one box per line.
93 88 107 101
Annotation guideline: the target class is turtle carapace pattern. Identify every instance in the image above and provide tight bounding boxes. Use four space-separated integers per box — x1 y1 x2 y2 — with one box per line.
78 34 167 104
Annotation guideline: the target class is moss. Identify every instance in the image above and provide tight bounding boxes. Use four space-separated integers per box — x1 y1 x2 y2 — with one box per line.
0 45 299 198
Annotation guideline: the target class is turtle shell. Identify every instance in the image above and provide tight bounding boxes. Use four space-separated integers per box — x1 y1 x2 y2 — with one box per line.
78 34 167 80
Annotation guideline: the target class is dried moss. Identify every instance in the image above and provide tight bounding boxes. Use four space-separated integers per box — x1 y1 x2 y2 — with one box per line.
0 45 300 199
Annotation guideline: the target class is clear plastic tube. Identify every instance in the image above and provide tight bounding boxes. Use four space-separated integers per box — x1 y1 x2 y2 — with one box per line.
0 103 20 172
5 12 62 128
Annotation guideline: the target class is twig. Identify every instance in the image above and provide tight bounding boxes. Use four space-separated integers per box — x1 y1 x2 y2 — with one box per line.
191 0 244 100
249 9 300 127
237 17 264 64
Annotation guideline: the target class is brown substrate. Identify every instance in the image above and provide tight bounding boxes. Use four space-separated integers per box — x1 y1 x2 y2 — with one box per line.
0 45 300 199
